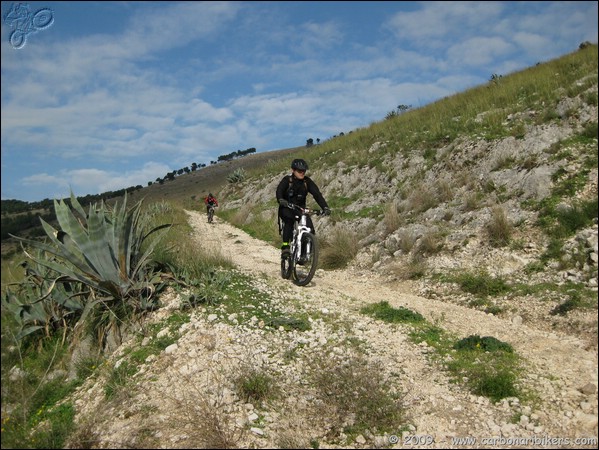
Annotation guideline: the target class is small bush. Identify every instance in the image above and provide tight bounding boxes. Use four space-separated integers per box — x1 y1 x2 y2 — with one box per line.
234 367 278 405
390 254 428 280
361 301 425 323
267 316 311 331
406 184 438 213
104 361 137 399
454 271 511 297
383 201 402 235
472 371 519 402
397 230 417 253
453 335 514 353
447 335 521 402
415 231 444 255
462 191 480 211
550 290 584 316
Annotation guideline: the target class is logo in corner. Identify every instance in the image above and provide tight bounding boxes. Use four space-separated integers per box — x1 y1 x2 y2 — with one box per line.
3 3 54 49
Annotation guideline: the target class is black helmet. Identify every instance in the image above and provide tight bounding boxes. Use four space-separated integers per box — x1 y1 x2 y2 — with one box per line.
291 158 308 171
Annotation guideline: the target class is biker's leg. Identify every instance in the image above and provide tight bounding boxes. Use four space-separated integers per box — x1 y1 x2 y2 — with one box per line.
307 216 315 235
279 210 295 257
281 222 293 256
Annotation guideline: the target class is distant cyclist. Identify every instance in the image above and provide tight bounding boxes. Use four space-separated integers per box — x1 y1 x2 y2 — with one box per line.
204 192 219 215
276 159 330 258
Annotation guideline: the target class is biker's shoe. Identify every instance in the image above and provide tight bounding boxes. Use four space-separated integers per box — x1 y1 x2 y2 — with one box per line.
281 244 290 259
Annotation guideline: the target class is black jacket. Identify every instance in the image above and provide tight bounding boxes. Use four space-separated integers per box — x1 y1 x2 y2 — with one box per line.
276 174 328 209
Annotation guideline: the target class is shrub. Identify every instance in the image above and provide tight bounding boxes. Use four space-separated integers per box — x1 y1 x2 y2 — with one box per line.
453 335 514 353
360 301 425 323
454 271 511 297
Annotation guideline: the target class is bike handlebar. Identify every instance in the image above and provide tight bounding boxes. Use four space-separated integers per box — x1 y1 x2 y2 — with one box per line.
287 203 326 216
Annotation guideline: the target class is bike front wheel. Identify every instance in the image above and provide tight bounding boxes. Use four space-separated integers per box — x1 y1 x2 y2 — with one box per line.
281 253 292 279
292 232 318 286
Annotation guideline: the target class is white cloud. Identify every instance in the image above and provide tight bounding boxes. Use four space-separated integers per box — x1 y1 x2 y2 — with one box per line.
21 161 173 199
447 37 514 67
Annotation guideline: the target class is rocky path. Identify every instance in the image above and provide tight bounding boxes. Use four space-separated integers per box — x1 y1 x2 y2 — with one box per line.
71 211 597 449
184 210 597 448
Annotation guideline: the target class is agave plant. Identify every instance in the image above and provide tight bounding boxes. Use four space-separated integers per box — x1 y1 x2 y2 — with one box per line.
1 256 87 342
227 167 247 183
9 192 172 345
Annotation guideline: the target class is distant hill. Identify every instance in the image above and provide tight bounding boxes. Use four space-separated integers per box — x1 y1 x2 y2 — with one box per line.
123 146 305 207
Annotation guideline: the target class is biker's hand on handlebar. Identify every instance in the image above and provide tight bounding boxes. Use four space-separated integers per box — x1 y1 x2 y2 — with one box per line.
278 198 289 207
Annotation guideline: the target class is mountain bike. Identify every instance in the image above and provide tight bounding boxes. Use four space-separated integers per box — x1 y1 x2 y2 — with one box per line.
281 204 323 286
207 205 217 223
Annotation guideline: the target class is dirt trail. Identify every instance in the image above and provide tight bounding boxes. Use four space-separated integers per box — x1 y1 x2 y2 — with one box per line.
192 210 595 382
187 210 598 447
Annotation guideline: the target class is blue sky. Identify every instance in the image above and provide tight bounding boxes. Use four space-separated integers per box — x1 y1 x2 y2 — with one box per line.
1 1 597 203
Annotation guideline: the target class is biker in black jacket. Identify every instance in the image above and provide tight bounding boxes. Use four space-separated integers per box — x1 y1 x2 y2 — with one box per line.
276 159 330 256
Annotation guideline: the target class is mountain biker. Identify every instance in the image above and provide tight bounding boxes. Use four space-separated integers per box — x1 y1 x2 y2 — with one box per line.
204 192 219 215
276 158 331 257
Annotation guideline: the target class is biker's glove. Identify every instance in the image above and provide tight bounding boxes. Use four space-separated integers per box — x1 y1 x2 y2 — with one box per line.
323 207 331 216
278 198 289 207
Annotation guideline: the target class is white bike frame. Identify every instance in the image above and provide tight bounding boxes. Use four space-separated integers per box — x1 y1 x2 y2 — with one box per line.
291 209 313 262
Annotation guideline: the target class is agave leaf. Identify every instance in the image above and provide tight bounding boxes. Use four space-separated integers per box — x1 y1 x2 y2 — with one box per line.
1 290 26 326
131 225 172 281
85 203 121 283
16 325 46 341
46 276 86 312
20 243 101 288
36 219 99 278
53 197 89 244
55 199 120 283
2 261 85 341
114 194 139 280
19 300 49 324
69 190 88 222
13 193 171 305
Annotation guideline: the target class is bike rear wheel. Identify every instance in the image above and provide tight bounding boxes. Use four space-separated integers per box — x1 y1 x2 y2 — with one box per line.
292 232 318 286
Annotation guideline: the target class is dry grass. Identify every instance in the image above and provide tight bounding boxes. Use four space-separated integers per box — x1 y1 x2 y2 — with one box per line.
155 370 248 449
388 254 429 280
319 226 361 269
383 201 403 235
415 230 445 256
397 229 417 253
305 350 405 437
486 205 513 247
406 183 439 214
